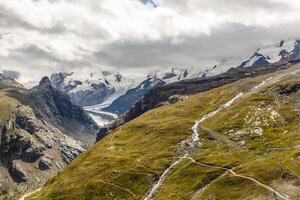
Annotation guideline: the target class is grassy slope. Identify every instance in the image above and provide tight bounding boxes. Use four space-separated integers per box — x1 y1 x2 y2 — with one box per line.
156 77 300 199
0 78 29 124
0 90 20 124
29 75 274 200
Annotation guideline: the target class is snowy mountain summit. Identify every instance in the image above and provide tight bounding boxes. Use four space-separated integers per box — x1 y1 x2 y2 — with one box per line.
51 39 300 126
206 39 300 76
50 71 137 107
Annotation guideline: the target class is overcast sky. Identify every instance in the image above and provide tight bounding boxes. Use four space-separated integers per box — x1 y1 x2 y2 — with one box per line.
1 0 300 86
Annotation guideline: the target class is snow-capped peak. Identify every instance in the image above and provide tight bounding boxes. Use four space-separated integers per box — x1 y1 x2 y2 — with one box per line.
205 57 245 77
257 39 297 63
147 67 205 83
205 39 300 77
50 70 139 107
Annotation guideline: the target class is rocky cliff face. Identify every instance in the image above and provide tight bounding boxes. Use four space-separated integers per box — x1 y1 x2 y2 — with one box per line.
0 76 96 199
0 105 85 199
28 77 98 145
0 75 24 90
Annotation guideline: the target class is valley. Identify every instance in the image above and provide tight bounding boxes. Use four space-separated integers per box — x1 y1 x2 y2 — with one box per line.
25 63 300 200
2 1 300 199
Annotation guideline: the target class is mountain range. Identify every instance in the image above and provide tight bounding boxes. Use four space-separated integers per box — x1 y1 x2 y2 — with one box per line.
50 39 300 127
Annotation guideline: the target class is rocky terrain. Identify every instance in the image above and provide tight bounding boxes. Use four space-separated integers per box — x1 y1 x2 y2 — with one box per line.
0 76 97 199
28 63 300 200
28 77 98 145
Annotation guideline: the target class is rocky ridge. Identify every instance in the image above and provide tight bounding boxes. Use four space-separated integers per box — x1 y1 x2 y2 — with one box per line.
29 77 98 145
0 76 96 199
0 105 84 199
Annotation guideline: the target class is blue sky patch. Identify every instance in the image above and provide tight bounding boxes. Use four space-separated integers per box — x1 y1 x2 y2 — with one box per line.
139 0 158 7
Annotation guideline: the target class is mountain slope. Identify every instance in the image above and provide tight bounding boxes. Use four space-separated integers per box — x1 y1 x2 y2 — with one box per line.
50 71 137 107
99 60 291 140
206 39 300 76
29 63 300 200
103 77 165 115
28 77 98 145
0 76 96 199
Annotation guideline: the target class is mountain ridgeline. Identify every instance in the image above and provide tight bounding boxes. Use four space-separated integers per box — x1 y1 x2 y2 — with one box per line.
98 59 297 140
50 40 300 127
28 77 98 144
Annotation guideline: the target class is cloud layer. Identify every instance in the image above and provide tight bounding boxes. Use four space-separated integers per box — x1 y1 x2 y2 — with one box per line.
1 0 300 86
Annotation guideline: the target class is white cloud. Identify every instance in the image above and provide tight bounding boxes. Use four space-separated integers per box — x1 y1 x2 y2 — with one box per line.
1 0 300 86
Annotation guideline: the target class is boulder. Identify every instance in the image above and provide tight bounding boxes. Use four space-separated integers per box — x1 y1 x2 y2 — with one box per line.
39 156 52 170
60 136 85 164
10 160 28 182
168 95 186 104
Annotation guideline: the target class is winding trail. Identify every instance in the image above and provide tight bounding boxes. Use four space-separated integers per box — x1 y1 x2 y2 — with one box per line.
187 157 290 200
143 155 188 200
142 77 290 200
143 91 245 200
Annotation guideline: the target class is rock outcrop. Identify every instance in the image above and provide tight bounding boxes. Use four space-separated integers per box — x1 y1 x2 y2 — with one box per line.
0 76 96 199
0 105 86 197
28 77 98 145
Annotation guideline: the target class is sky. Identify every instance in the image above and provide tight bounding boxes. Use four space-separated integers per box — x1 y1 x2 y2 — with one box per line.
1 0 300 86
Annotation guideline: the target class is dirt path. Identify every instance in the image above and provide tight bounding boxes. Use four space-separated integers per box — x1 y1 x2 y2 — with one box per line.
143 155 188 200
187 157 290 200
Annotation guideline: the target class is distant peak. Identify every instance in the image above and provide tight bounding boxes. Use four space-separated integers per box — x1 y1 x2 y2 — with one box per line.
279 40 285 47
39 76 52 87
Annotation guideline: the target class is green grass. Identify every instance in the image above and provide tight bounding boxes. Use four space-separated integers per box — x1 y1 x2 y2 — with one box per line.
29 74 300 200
160 78 300 200
29 77 252 200
0 91 20 124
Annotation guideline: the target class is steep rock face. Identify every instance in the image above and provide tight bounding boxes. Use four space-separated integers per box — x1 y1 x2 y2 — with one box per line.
239 53 270 68
0 105 85 198
0 76 96 199
28 77 98 145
